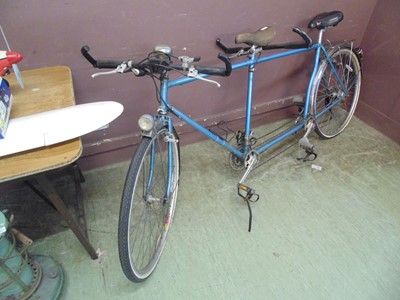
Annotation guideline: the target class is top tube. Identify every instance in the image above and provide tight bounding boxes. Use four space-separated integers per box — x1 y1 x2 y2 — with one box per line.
168 44 319 89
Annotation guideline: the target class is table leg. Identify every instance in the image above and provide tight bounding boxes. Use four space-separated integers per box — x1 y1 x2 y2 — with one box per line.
35 174 98 259
71 164 88 237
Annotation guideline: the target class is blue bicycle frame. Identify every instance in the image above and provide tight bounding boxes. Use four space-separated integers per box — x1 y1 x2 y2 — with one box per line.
158 31 346 164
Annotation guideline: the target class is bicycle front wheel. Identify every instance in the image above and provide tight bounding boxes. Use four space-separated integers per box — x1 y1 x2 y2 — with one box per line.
311 47 362 139
118 127 180 282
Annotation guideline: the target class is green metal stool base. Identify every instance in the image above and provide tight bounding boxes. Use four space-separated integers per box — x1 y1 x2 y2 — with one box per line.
29 255 63 300
1 210 64 300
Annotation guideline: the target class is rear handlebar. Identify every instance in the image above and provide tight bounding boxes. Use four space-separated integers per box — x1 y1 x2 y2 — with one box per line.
216 27 312 54
194 53 232 76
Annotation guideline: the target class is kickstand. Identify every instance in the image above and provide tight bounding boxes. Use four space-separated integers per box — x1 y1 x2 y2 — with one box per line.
237 184 260 232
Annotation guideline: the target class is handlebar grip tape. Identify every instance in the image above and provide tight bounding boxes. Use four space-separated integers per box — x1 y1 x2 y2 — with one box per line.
95 60 125 69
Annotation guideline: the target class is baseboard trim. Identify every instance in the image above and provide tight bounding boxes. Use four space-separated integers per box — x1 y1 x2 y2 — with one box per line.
356 101 400 144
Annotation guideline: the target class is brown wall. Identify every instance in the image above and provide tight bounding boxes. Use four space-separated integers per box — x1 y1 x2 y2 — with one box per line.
1 0 377 169
358 0 400 144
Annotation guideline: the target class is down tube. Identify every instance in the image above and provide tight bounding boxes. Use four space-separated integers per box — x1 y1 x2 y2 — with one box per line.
171 106 243 158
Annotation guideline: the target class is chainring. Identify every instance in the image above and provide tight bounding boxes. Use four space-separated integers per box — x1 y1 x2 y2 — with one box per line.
229 152 246 170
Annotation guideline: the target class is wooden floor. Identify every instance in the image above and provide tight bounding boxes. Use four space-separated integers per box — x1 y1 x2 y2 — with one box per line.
4 117 400 299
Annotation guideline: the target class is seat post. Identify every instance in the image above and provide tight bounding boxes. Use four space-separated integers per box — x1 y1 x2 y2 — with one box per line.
317 29 325 44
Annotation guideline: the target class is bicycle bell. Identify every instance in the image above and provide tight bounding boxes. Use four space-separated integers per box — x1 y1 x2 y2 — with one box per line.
154 45 173 60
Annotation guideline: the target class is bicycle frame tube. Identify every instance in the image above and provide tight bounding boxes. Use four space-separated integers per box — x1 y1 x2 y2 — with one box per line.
160 41 345 159
303 45 322 117
168 46 318 89
321 45 348 93
305 44 349 120
243 52 256 154
255 44 325 155
170 105 244 158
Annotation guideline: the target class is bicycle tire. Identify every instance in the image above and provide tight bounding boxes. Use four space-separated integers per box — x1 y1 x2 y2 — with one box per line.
311 47 362 139
118 127 180 282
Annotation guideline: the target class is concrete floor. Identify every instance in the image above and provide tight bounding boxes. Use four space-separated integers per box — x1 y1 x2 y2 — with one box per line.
6 117 400 299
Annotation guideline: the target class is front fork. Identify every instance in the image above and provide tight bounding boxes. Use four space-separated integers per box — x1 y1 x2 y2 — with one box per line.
143 114 177 200
166 117 177 199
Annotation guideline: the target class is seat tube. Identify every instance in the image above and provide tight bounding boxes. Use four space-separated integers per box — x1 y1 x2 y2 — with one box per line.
304 31 325 117
244 52 256 153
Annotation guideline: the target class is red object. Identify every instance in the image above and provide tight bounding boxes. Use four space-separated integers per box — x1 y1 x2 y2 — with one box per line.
0 51 23 76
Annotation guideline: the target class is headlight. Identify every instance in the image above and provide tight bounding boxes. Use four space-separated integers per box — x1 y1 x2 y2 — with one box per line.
138 114 154 131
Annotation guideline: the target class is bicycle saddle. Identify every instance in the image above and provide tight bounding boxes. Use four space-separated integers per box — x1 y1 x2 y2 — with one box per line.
308 11 344 30
235 26 276 47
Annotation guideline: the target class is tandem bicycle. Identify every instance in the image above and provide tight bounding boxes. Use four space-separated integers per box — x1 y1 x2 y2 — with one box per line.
81 10 362 282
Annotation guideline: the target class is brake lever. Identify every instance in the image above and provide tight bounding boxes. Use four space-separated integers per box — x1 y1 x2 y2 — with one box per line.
92 69 118 78
187 67 221 87
91 63 130 78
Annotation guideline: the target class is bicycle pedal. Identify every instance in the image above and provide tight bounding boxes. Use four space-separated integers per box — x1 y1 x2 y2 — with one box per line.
237 183 259 232
297 148 318 162
237 183 259 202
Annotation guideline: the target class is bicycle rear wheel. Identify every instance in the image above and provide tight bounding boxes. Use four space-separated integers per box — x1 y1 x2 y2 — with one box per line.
311 47 362 139
118 127 180 282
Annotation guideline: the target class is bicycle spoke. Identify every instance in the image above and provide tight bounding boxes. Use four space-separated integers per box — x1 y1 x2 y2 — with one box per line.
312 48 361 139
